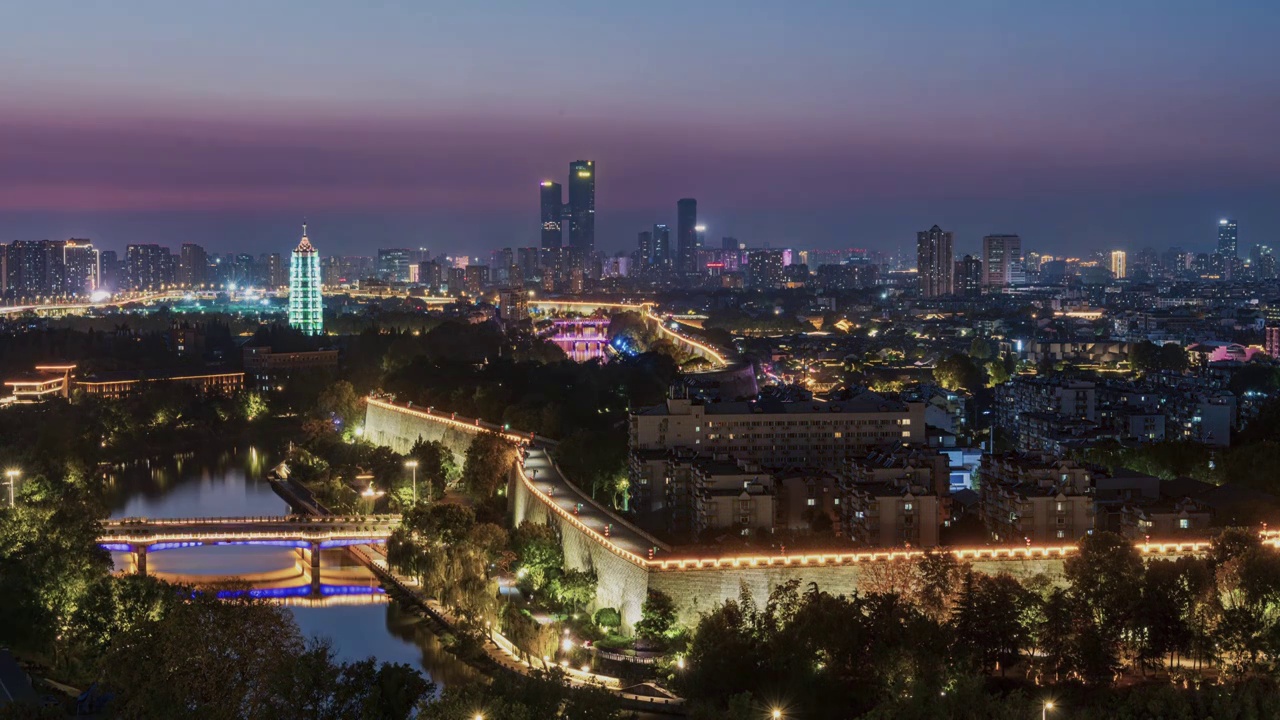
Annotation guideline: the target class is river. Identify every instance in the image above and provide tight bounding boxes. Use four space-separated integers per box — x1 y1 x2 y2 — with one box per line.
102 443 481 691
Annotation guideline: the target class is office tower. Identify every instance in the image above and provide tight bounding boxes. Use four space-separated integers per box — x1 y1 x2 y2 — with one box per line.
956 255 983 296
695 225 707 250
288 224 323 335
179 243 208 288
981 234 1021 288
0 244 6 295
1218 219 1238 258
447 266 466 293
676 198 698 274
637 231 653 267
567 160 595 253
266 253 286 288
747 249 786 288
652 224 672 270
1110 250 1127 279
916 225 954 297
722 236 739 251
62 240 97 295
377 248 413 282
540 181 563 249
126 244 172 291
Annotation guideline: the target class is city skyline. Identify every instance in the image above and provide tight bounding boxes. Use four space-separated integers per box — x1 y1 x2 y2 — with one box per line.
2 1 1278 255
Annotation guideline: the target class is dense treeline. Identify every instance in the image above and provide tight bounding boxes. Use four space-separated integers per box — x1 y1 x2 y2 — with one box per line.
678 531 1280 719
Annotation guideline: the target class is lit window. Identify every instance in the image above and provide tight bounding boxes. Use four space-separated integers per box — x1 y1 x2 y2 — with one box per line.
1056 530 1065 539
1179 518 1190 529
903 502 913 512
807 498 816 507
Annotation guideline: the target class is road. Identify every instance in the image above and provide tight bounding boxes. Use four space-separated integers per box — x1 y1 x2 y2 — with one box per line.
519 448 665 563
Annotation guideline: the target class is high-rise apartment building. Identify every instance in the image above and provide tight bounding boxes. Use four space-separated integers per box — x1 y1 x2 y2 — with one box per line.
956 255 983 296
61 240 98 295
567 160 596 254
747 249 786 288
126 244 172 291
97 250 119 292
540 181 563 249
916 225 954 297
1218 219 1238 258
676 198 698 275
288 225 323 336
179 243 208 288
3 241 51 299
981 234 1021 288
266 253 286 288
1110 250 1127 279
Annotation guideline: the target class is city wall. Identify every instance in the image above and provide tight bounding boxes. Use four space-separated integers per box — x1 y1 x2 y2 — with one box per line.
364 399 1201 631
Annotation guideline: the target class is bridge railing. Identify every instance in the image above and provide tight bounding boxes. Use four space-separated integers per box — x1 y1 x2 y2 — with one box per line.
102 514 401 527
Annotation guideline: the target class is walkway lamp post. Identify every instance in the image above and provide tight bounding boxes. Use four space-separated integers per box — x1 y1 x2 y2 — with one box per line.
404 460 419 503
3 469 18 508
1043 701 1055 720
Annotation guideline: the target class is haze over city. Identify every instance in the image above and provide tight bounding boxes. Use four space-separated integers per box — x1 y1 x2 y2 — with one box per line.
3 0 1279 256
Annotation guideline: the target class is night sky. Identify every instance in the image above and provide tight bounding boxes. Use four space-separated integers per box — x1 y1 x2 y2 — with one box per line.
2 0 1278 257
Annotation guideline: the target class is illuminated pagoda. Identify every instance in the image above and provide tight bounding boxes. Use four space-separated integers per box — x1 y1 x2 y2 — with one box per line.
288 223 323 335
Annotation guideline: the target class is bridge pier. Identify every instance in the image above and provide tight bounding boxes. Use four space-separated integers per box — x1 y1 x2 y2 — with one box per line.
133 545 148 576
309 541 322 594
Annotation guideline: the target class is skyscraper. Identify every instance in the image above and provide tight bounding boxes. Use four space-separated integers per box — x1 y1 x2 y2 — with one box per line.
1218 219 1238 258
677 198 698 274
179 243 208 288
916 225 954 297
289 224 323 336
652 224 672 270
567 161 595 254
637 231 653 267
981 234 1021 288
1110 250 1127 279
539 181 563 249
377 249 413 282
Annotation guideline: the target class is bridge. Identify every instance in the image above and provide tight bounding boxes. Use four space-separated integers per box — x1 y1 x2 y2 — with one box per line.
364 398 1280 629
98 514 400 579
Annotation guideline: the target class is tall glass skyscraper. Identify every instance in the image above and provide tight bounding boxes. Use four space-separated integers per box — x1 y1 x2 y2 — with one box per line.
568 160 595 254
1218 218 1238 258
540 180 563 249
676 198 698 274
289 224 323 335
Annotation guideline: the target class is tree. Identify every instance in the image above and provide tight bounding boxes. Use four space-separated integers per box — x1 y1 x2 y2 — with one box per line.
1128 340 1160 373
315 380 364 430
511 521 564 592
1158 343 1189 373
635 589 678 641
461 432 513 498
969 337 993 361
933 353 986 392
407 438 458 499
550 569 597 613
593 607 622 631
1063 532 1144 682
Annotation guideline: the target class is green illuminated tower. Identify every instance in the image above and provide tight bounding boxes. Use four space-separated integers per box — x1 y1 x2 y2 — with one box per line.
288 224 323 335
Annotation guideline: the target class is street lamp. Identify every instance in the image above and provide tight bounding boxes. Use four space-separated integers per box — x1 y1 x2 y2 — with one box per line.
404 460 419 503
772 710 783 720
1043 701 1055 720
3 469 19 508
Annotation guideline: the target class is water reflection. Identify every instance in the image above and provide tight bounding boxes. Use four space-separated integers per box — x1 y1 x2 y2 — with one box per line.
105 443 480 687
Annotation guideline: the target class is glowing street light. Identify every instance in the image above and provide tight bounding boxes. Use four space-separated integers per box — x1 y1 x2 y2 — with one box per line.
772 710 783 719
404 460 419 503
1043 701 1055 720
3 469 19 507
